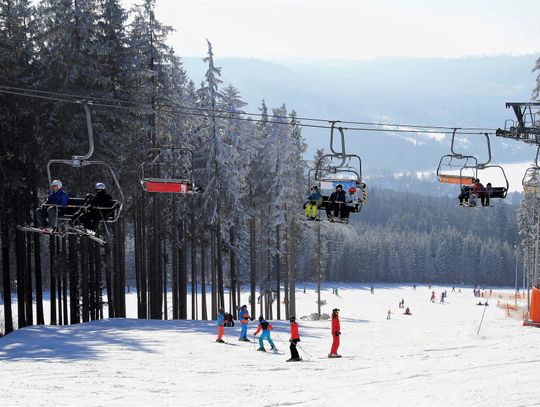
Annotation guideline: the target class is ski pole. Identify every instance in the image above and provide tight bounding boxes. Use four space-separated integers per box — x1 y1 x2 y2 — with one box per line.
273 331 288 346
477 303 488 335
296 343 313 359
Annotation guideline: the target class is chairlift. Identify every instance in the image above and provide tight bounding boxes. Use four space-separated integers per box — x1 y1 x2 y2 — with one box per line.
140 147 197 194
19 102 124 244
437 129 508 203
303 123 366 221
523 146 540 194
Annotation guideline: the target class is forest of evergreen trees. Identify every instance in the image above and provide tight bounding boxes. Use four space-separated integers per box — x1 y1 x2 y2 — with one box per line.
0 0 537 336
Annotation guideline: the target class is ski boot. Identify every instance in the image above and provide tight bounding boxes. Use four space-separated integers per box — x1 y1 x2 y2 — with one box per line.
216 339 225 343
328 353 342 358
257 347 266 352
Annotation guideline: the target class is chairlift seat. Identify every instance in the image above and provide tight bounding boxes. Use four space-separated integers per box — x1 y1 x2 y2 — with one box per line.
488 187 507 199
44 198 120 222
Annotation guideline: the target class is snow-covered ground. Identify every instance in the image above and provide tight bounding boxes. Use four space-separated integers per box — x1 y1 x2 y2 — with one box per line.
1 284 538 406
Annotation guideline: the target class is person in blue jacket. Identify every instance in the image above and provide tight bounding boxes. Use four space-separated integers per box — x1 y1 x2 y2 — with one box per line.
253 316 276 352
35 180 69 233
238 305 250 341
216 308 225 343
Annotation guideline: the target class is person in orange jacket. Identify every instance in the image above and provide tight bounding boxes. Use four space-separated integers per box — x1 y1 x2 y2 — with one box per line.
328 308 341 358
216 308 225 343
287 316 301 362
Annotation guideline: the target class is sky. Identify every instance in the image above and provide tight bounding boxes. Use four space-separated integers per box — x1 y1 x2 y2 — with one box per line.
123 0 540 59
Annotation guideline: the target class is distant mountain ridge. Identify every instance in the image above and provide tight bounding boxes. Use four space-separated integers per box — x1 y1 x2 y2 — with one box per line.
182 55 538 173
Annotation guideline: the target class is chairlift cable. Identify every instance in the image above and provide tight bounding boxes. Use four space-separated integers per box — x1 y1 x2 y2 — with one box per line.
0 85 495 135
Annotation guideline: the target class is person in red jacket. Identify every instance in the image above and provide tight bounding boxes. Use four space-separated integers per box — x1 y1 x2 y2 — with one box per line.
329 308 342 358
287 316 301 362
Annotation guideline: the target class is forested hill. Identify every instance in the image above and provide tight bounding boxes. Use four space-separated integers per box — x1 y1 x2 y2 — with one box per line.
311 187 520 287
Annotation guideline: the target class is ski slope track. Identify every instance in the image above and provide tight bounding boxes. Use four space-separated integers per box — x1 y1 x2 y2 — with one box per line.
1 284 539 406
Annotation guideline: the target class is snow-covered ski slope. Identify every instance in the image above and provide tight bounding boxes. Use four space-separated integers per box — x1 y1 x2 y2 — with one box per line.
1 284 538 407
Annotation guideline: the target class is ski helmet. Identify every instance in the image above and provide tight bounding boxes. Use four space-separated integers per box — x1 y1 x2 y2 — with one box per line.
336 184 342 190
95 182 106 190
348 187 356 193
219 307 224 313
311 185 318 190
259 316 264 321
51 180 62 189
332 308 340 313
241 304 247 309
289 316 296 323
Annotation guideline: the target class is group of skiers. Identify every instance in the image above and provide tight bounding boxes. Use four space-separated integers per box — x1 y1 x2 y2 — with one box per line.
304 183 364 223
458 178 492 207
216 306 342 362
34 179 114 235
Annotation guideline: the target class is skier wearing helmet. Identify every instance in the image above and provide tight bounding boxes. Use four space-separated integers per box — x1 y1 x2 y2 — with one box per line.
71 182 114 235
287 316 302 362
343 186 358 223
35 179 69 233
254 316 276 352
326 184 346 222
216 307 225 343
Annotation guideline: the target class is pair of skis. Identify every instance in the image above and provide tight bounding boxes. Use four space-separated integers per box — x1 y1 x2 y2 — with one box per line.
17 225 106 245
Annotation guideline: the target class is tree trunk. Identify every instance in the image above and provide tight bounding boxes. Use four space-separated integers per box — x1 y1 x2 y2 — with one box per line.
49 235 57 325
229 226 237 318
201 237 208 320
33 220 44 325
191 217 197 320
1 210 13 334
250 217 256 319
275 225 280 320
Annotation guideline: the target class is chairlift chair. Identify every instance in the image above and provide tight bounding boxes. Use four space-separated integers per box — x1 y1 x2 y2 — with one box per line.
140 147 197 194
19 102 124 244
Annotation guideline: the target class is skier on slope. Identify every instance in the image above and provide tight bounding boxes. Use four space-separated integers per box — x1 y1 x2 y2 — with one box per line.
328 308 341 358
287 316 301 362
254 316 276 352
238 305 250 341
216 308 225 343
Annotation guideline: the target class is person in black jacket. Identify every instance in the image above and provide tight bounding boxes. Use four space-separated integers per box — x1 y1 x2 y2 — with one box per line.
71 182 114 234
326 184 347 221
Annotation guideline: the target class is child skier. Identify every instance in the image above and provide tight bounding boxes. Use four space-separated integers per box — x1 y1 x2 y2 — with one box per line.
238 305 250 341
254 316 276 352
328 308 341 358
216 308 225 343
287 316 301 362
387 309 392 320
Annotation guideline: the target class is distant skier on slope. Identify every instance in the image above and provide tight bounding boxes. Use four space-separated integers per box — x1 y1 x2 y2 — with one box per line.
328 308 342 358
216 308 225 343
404 307 412 315
254 316 276 352
287 316 302 362
238 305 250 341
430 291 436 303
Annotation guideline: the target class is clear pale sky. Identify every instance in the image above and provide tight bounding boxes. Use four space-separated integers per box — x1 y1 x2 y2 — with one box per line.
123 0 540 59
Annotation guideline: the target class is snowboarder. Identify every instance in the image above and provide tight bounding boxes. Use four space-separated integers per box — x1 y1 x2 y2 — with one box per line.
404 307 412 315
386 309 392 320
254 316 276 352
328 308 341 358
35 179 69 233
287 316 301 362
238 305 250 341
216 308 225 343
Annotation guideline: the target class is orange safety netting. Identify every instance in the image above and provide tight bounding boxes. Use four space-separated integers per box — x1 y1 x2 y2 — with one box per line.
143 181 189 193
438 175 474 185
530 287 540 323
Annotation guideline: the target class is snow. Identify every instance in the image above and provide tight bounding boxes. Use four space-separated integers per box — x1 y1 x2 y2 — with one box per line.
1 284 539 406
